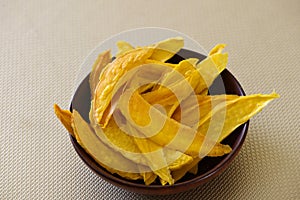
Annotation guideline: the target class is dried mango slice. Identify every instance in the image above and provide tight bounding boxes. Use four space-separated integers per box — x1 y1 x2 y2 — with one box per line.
118 91 232 157
89 103 148 166
89 50 112 98
117 37 183 62
164 149 193 170
142 171 158 185
130 124 194 182
72 109 142 180
53 104 74 137
90 102 192 185
172 92 279 180
174 93 280 141
116 41 134 57
188 163 198 175
94 38 184 128
56 72 148 180
142 58 198 105
197 93 280 142
131 133 174 185
142 44 228 113
94 47 154 127
155 58 199 91
88 50 163 183
172 158 201 182
149 37 184 62
196 44 228 95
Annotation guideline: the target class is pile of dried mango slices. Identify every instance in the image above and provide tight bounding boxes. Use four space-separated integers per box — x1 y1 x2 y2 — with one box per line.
54 37 279 185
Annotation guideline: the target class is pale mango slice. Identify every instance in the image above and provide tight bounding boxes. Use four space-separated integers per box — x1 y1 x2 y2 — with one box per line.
89 50 112 98
89 103 148 166
72 109 142 180
53 104 74 137
118 91 232 157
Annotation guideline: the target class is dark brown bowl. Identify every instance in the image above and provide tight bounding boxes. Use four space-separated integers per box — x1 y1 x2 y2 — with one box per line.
70 49 249 195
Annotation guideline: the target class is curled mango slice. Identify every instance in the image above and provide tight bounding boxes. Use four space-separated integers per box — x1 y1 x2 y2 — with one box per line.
94 37 184 128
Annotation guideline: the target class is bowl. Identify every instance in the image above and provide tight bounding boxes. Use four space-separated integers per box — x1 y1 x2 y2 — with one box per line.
70 49 249 195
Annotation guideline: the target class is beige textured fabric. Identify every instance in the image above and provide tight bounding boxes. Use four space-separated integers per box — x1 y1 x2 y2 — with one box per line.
1 0 299 199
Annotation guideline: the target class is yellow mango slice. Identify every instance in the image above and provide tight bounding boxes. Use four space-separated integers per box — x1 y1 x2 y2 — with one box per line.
194 44 228 95
188 163 198 175
197 93 280 142
172 92 279 180
172 158 201 182
172 94 236 127
156 58 199 90
142 58 198 105
150 37 184 62
89 103 148 165
53 104 74 137
94 38 184 128
164 149 193 170
89 50 112 98
142 44 228 114
72 109 142 180
54 104 147 180
117 37 183 62
139 169 157 185
118 91 232 158
94 47 154 127
116 41 134 57
90 102 193 185
131 132 174 185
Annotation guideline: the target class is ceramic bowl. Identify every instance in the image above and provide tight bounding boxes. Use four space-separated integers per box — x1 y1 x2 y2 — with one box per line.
70 49 249 195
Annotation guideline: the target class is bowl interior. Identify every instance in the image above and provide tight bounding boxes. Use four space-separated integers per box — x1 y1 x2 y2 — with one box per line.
70 49 248 195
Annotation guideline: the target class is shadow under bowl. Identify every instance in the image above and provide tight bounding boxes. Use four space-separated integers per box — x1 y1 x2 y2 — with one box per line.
70 49 249 195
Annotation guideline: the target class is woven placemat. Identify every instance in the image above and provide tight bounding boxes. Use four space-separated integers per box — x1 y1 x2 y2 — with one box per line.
1 0 299 199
